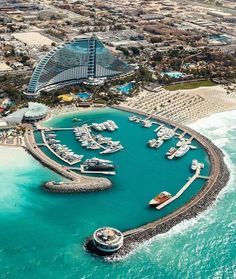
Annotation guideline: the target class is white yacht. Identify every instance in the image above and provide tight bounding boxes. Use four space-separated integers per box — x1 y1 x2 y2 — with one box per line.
176 139 185 147
148 139 156 148
191 159 198 171
91 123 103 131
129 115 136 122
157 127 167 137
104 122 115 131
100 144 123 154
175 144 190 158
163 129 175 140
155 138 164 148
107 120 118 129
142 120 152 128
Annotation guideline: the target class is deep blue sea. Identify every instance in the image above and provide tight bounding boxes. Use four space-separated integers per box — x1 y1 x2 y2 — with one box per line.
0 109 235 279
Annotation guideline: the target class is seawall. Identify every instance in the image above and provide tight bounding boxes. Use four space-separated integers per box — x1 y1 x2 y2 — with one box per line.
85 106 230 261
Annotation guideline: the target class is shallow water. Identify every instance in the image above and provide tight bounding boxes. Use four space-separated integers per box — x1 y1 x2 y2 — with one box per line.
0 109 235 278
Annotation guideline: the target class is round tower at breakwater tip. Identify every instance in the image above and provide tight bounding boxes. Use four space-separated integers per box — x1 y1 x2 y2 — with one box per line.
93 227 123 253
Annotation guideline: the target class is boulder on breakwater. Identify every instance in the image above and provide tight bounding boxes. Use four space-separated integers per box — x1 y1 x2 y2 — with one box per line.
44 178 112 193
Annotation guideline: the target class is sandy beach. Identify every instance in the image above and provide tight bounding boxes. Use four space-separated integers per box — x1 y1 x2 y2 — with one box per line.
37 105 100 129
122 85 236 125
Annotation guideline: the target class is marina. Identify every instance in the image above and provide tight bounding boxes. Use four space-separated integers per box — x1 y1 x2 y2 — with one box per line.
40 108 211 211
22 107 228 261
1 0 235 275
1 105 230 269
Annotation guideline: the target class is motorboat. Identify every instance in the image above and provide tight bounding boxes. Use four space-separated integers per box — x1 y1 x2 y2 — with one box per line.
149 192 172 207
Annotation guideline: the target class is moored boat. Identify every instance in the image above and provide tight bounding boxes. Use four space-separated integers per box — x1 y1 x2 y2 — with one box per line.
129 115 136 122
166 147 177 156
84 158 115 171
175 144 190 158
191 159 198 171
155 138 164 148
72 118 80 122
163 129 175 140
149 191 172 207
100 144 123 154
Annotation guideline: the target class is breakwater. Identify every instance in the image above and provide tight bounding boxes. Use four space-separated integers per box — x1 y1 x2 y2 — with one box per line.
24 125 112 193
85 106 230 261
44 180 111 193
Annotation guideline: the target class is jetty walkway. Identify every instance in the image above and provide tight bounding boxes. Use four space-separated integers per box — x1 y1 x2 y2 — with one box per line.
84 126 106 150
157 165 202 210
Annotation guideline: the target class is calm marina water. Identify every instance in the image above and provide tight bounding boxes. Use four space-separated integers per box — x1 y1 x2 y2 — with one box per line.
41 108 210 225
0 109 235 278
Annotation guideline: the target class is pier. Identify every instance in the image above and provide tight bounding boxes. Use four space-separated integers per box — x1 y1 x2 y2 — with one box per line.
41 130 82 165
70 165 116 176
24 124 112 193
156 165 203 210
47 128 75 131
83 126 106 150
154 124 163 132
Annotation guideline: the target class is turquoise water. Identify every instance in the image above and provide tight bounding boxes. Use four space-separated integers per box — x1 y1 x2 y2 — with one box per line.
211 34 231 43
117 83 134 94
162 71 185 79
0 109 235 278
41 108 210 224
76 92 91 100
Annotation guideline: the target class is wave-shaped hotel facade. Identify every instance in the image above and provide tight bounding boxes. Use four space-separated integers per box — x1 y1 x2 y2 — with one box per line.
25 36 135 97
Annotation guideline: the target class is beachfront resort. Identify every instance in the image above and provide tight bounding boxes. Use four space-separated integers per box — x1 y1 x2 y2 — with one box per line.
0 28 235 259
0 93 229 258
0 1 235 276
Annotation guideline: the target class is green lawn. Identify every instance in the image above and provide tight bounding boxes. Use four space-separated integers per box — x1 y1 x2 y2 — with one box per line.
164 80 217 91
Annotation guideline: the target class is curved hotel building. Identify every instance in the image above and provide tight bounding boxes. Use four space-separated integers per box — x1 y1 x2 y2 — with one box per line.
26 36 135 97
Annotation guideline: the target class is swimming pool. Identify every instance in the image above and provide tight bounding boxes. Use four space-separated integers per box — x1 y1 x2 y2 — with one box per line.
162 71 186 79
211 34 231 43
117 83 134 94
77 92 91 100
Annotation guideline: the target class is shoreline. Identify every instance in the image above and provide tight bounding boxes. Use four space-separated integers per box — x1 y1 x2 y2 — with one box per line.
84 105 230 261
43 105 106 123
1 105 231 258
37 105 98 129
